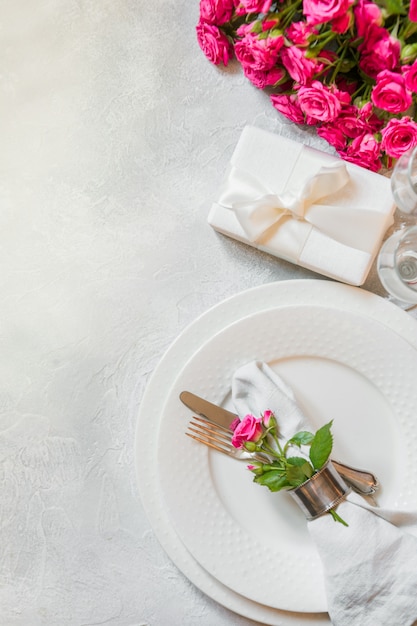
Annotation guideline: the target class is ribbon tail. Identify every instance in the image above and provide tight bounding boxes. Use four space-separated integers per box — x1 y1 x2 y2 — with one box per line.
305 203 390 251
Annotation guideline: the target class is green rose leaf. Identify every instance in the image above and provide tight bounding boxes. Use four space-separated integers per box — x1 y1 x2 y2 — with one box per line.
381 0 406 15
254 470 290 492
303 462 313 479
250 20 263 33
269 28 283 38
286 461 313 486
286 455 309 467
309 420 333 470
287 431 314 447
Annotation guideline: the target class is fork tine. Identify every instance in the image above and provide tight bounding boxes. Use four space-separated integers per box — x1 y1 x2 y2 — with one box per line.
186 415 235 454
191 414 233 434
188 417 232 445
187 425 233 452
185 431 233 456
185 416 269 464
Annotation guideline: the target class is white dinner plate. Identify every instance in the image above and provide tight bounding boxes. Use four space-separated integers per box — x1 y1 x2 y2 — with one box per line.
135 279 417 626
157 305 417 612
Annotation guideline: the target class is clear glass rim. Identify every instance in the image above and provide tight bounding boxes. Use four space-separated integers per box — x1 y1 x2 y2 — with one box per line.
406 146 417 197
395 224 417 251
394 224 417 286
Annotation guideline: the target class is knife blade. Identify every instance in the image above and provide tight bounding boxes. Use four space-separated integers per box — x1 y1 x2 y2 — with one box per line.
180 390 237 429
180 390 379 495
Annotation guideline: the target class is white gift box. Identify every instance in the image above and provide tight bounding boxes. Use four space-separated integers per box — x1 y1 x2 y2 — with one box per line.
208 126 395 286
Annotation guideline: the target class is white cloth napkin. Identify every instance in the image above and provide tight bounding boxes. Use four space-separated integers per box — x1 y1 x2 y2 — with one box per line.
232 360 417 626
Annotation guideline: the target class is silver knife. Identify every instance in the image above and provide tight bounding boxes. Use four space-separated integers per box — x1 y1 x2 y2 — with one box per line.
180 390 379 495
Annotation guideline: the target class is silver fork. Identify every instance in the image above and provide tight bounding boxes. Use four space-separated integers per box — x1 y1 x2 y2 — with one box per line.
185 415 379 495
186 415 268 463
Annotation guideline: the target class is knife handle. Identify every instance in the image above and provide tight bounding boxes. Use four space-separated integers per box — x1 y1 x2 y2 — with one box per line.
331 459 379 495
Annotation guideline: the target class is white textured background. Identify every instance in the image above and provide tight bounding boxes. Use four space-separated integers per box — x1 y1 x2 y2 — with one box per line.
0 1 411 625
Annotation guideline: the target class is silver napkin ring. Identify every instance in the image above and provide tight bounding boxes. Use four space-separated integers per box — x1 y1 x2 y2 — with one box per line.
288 461 351 520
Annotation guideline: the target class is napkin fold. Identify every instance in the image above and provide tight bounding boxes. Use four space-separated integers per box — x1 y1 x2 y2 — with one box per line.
232 360 417 626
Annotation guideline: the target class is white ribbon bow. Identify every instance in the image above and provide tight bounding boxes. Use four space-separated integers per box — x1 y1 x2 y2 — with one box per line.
217 162 388 254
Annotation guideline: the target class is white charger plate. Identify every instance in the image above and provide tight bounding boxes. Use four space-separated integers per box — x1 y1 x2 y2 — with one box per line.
135 280 417 626
157 305 417 613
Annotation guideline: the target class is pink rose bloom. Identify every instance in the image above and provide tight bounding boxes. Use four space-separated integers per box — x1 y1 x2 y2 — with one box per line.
235 32 284 71
237 20 278 35
364 25 399 52
270 93 305 123
261 19 280 30
229 417 240 431
286 22 318 46
303 0 354 25
317 50 338 79
354 0 382 38
331 11 352 33
235 0 273 13
317 102 383 151
236 22 253 37
331 102 381 135
340 134 382 172
243 65 286 88
358 102 384 133
335 76 357 95
331 83 351 106
317 124 347 150
402 61 417 92
359 28 400 78
196 20 233 65
262 410 274 427
231 414 263 449
199 0 234 25
381 117 417 159
371 70 412 113
329 106 365 138
297 81 342 122
281 45 320 84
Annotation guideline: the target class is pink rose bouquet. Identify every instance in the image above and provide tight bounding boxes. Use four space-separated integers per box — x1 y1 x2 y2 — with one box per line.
196 0 417 171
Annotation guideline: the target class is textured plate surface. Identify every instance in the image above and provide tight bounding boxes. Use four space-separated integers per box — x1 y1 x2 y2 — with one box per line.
135 279 417 626
157 305 417 612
